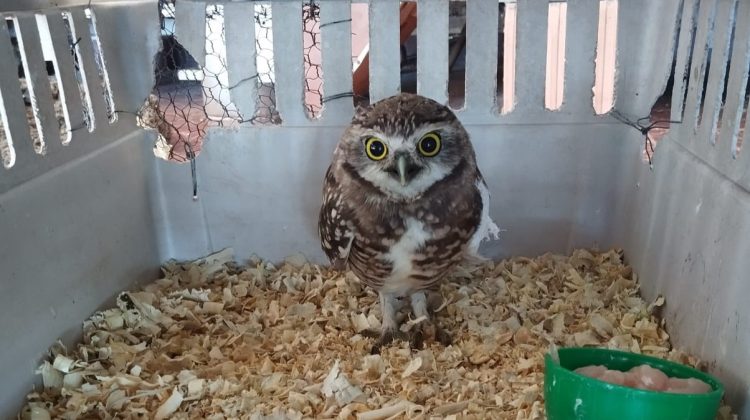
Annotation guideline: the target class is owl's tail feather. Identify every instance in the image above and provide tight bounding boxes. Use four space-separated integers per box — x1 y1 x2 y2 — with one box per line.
484 220 502 242
465 219 503 266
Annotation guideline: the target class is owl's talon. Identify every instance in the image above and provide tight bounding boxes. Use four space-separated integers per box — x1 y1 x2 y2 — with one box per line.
369 329 408 354
360 329 381 339
435 325 452 346
409 321 452 350
410 328 425 350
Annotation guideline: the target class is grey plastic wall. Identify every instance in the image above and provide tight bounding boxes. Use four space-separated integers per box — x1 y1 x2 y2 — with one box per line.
1 0 749 418
617 134 750 415
0 0 161 415
0 130 162 414
613 0 750 414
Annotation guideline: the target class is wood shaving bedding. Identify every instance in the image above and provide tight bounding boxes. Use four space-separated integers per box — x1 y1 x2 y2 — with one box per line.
19 248 736 419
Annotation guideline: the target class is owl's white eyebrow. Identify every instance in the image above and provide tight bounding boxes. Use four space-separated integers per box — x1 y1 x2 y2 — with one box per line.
411 124 447 139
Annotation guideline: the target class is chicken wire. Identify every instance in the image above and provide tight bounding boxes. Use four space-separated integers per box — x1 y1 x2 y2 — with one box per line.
139 0 324 163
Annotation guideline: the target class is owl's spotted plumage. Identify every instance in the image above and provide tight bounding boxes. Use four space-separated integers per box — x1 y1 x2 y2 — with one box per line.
318 93 499 353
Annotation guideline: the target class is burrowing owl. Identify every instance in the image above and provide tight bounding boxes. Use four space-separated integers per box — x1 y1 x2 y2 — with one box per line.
318 93 499 353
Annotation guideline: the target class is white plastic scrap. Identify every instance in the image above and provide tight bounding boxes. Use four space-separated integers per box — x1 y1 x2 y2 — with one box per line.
356 399 425 420
36 362 63 390
51 355 76 373
401 356 423 379
27 403 51 420
549 343 560 364
284 253 308 268
191 248 235 281
187 378 207 399
321 360 366 406
117 292 175 329
63 372 83 389
170 288 211 302
154 387 184 420
350 313 370 333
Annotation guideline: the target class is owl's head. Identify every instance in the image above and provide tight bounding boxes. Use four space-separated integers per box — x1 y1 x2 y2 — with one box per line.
336 93 475 201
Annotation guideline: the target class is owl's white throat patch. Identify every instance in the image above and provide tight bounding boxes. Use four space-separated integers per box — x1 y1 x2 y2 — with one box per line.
382 218 431 296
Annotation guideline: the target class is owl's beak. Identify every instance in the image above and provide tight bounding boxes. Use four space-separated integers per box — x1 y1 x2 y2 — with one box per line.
388 153 422 186
397 155 408 186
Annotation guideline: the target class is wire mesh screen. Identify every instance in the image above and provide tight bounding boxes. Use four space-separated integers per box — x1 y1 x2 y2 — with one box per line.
139 0 325 163
303 2 323 119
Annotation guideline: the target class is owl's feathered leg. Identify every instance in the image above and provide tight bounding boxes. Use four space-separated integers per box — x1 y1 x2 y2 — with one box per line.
367 292 408 354
409 291 452 349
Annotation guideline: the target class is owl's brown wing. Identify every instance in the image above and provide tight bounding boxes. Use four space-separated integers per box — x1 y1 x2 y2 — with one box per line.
318 165 355 270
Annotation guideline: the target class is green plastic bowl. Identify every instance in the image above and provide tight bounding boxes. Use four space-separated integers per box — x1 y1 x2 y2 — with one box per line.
544 347 724 420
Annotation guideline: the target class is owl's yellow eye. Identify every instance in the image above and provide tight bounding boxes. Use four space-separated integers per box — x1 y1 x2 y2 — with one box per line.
365 137 388 161
418 132 441 157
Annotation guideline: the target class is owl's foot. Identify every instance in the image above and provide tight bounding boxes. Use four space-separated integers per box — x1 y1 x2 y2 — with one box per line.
409 320 452 350
360 329 381 339
407 291 452 350
364 292 408 354
366 328 409 354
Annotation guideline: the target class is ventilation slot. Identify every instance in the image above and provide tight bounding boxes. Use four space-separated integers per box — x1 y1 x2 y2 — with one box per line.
351 2 369 108
86 9 116 123
728 11 750 158
685 1 717 132
736 95 749 156
727 16 750 160
693 2 720 130
35 14 72 145
702 0 737 145
501 2 515 114
204 5 225 122
399 2 417 96
593 0 617 114
446 1 466 109
16 14 71 151
203 5 242 125
646 0 697 154
8 17 45 154
545 2 566 111
0 94 14 169
255 3 279 124
669 0 700 121
303 1 323 119
62 12 95 132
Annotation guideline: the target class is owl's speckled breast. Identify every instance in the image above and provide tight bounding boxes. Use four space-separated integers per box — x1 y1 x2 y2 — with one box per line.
346 182 483 296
